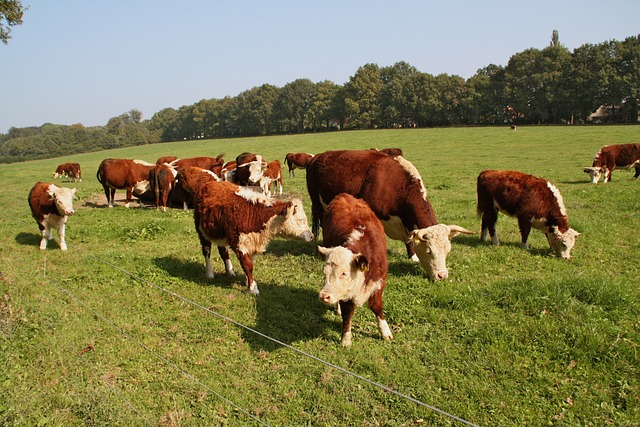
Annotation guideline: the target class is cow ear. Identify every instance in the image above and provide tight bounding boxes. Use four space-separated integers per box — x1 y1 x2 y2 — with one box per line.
351 254 369 272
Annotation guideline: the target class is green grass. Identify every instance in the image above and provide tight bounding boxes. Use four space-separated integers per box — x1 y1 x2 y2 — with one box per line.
1 126 639 426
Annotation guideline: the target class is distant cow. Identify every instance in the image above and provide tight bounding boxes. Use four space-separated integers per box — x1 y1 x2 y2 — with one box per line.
194 180 314 294
96 158 155 208
259 159 284 197
170 154 225 176
284 152 313 177
583 143 640 183
174 166 221 210
232 152 266 186
477 170 580 259
307 150 473 281
28 182 76 251
318 194 392 347
53 162 82 182
149 163 177 212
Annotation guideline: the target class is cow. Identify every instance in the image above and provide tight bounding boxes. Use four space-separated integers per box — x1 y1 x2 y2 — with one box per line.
174 166 221 210
193 180 314 295
317 193 392 347
231 152 266 186
96 158 155 208
476 170 580 259
170 154 225 176
28 182 76 251
220 160 237 181
306 150 473 281
53 162 82 182
583 143 640 183
156 156 178 165
259 159 284 197
284 152 313 177
370 147 404 156
149 163 177 212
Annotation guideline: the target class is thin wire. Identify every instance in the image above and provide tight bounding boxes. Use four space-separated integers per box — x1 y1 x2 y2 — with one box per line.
69 244 480 427
43 257 270 427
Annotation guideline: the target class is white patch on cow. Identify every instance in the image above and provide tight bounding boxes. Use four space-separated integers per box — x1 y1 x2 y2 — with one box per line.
381 216 409 242
133 159 154 166
547 182 567 217
224 258 235 276
411 224 452 281
201 169 220 180
205 256 214 279
345 227 364 246
47 184 76 216
248 280 259 295
236 186 273 206
318 246 379 307
394 156 428 200
378 318 393 340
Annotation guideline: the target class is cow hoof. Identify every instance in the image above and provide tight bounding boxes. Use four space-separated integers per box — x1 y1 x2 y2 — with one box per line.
60 243 68 251
248 282 259 295
409 254 420 263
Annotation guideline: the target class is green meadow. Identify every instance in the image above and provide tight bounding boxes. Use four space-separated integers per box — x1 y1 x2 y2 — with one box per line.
1 126 639 426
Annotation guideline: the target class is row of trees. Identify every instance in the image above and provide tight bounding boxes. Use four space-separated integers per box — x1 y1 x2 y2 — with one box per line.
1 33 638 162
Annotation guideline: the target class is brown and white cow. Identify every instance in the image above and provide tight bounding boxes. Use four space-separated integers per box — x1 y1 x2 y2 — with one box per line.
28 182 76 251
284 152 313 177
174 166 221 210
53 162 82 182
259 159 284 197
477 170 580 259
170 154 225 176
96 158 155 208
194 180 314 294
583 143 640 183
306 150 473 281
149 163 177 212
232 152 266 186
317 193 392 347
156 156 178 165
370 147 404 156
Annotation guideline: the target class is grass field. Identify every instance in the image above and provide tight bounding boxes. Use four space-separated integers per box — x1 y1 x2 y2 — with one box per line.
1 126 639 426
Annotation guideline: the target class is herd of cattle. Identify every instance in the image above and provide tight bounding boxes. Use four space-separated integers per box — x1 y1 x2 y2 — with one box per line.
28 143 639 346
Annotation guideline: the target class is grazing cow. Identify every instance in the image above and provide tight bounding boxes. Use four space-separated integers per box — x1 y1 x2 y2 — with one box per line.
96 158 155 208
259 159 284 197
307 150 473 281
149 163 177 212
510 124 517 131
53 162 82 182
284 152 313 177
28 182 76 251
583 143 640 183
370 147 404 156
194 180 314 294
477 170 580 259
170 154 225 176
232 152 266 186
174 166 221 210
156 156 178 165
318 194 392 347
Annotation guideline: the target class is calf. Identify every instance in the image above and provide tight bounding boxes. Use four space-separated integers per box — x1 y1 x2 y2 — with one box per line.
174 166 221 210
317 194 392 347
194 181 314 294
259 159 284 197
583 143 640 183
96 158 155 208
284 152 313 177
149 163 177 212
53 162 82 182
477 170 580 259
28 182 76 251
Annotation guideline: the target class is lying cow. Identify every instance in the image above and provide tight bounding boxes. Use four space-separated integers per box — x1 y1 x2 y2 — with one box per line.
583 143 640 183
149 163 177 212
96 158 155 208
284 152 313 177
53 162 82 182
318 194 392 347
28 182 76 251
194 180 314 294
307 149 473 280
477 169 580 258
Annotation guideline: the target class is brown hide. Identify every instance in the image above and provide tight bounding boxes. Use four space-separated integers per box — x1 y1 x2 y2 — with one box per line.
53 162 81 181
233 152 261 186
149 164 176 211
156 156 178 165
171 154 224 176
28 182 61 228
174 166 219 208
96 158 155 207
284 152 313 177
592 143 640 180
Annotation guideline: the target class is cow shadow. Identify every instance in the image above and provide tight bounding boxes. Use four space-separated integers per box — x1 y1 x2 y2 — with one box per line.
15 232 40 246
266 238 317 257
153 255 235 288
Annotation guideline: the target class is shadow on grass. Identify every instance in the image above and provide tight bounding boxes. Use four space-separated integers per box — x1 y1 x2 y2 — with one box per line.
153 255 236 288
15 232 40 246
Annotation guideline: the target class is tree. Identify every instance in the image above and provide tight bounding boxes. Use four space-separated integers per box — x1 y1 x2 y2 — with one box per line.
1 0 26 44
343 63 383 129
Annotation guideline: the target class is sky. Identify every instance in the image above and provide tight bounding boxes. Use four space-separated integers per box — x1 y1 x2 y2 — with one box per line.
1 0 639 133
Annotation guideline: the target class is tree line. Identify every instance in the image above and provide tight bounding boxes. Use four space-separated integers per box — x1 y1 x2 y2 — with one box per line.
1 33 638 163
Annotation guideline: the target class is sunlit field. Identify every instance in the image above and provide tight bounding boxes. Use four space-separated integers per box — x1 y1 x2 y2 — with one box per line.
1 126 639 426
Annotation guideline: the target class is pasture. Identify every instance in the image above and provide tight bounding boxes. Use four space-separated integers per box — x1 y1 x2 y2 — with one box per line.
1 126 639 426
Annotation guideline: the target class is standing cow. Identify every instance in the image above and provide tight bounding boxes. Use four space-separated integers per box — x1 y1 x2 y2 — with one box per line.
318 194 392 347
194 181 314 294
28 182 76 251
284 153 313 177
149 163 177 212
232 152 266 186
583 143 640 183
306 149 473 281
477 170 580 258
259 159 284 197
53 162 82 182
174 166 221 210
96 158 155 208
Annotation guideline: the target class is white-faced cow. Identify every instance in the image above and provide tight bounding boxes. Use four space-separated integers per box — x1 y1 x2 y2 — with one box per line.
194 180 314 294
232 152 266 186
318 193 392 347
477 170 580 259
53 162 82 182
149 163 177 212
583 143 640 183
174 166 221 210
259 159 284 197
284 152 313 177
306 150 474 281
96 158 155 208
28 182 76 251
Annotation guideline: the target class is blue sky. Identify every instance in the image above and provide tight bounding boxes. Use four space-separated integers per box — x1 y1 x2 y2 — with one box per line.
1 0 638 133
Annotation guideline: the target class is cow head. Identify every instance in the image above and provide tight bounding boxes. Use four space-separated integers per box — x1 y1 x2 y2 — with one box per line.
48 185 77 216
583 166 603 183
317 246 370 306
410 224 474 280
277 199 314 242
546 227 580 259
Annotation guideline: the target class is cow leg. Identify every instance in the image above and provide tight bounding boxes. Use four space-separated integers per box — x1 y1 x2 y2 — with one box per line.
634 166 640 179
405 241 419 262
368 290 393 341
200 240 214 279
517 217 532 250
39 224 49 250
604 168 612 183
58 222 68 251
217 246 235 277
481 209 499 245
161 190 168 212
124 188 133 208
339 300 356 348
235 251 258 294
